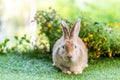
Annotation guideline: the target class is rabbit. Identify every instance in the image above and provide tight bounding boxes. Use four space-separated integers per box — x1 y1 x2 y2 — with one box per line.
52 19 88 74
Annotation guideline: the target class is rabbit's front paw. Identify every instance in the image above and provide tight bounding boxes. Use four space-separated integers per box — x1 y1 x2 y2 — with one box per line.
62 70 71 74
73 70 82 75
52 63 56 66
85 64 88 68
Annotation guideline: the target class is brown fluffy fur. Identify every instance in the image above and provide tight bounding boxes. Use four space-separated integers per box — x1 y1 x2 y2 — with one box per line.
52 19 88 74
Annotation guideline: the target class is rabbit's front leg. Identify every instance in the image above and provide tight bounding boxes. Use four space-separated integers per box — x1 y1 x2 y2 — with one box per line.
71 66 83 75
60 65 71 74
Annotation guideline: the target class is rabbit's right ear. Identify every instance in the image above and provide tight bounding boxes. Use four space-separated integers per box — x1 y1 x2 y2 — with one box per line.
60 20 70 39
70 19 81 39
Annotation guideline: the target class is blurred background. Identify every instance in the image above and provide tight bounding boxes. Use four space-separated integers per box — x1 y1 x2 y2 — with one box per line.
0 0 120 42
0 0 120 46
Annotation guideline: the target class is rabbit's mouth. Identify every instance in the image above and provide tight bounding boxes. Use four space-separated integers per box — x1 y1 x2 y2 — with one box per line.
63 57 73 63
67 58 72 63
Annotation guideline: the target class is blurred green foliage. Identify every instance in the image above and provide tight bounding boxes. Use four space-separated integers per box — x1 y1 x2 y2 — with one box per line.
1 0 120 59
84 0 120 23
0 38 9 54
35 7 120 59
34 8 62 52
0 35 31 54
56 0 120 22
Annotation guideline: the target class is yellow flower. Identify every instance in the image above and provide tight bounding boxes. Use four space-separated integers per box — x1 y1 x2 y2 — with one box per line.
118 23 120 27
98 41 102 44
107 48 112 58
47 23 52 28
83 38 88 42
103 37 107 41
108 52 112 58
97 48 100 51
89 34 93 38
107 48 111 52
108 23 113 27
96 55 100 58
57 29 61 32
39 15 43 18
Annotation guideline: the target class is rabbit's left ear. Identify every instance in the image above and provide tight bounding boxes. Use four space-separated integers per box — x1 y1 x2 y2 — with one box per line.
70 19 81 38
61 20 70 39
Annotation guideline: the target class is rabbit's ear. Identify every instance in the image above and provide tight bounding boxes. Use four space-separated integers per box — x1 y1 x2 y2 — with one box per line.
61 20 70 39
70 19 81 38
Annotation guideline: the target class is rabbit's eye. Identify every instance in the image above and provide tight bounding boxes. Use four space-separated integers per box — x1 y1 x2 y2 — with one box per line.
75 45 77 48
62 45 64 49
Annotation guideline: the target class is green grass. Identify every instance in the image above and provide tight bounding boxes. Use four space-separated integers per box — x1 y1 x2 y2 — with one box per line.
0 54 120 80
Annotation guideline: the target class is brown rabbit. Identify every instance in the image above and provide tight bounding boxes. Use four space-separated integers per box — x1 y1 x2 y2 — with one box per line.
52 19 88 74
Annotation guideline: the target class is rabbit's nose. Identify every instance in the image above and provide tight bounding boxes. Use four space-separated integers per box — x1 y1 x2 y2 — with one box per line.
67 55 72 58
